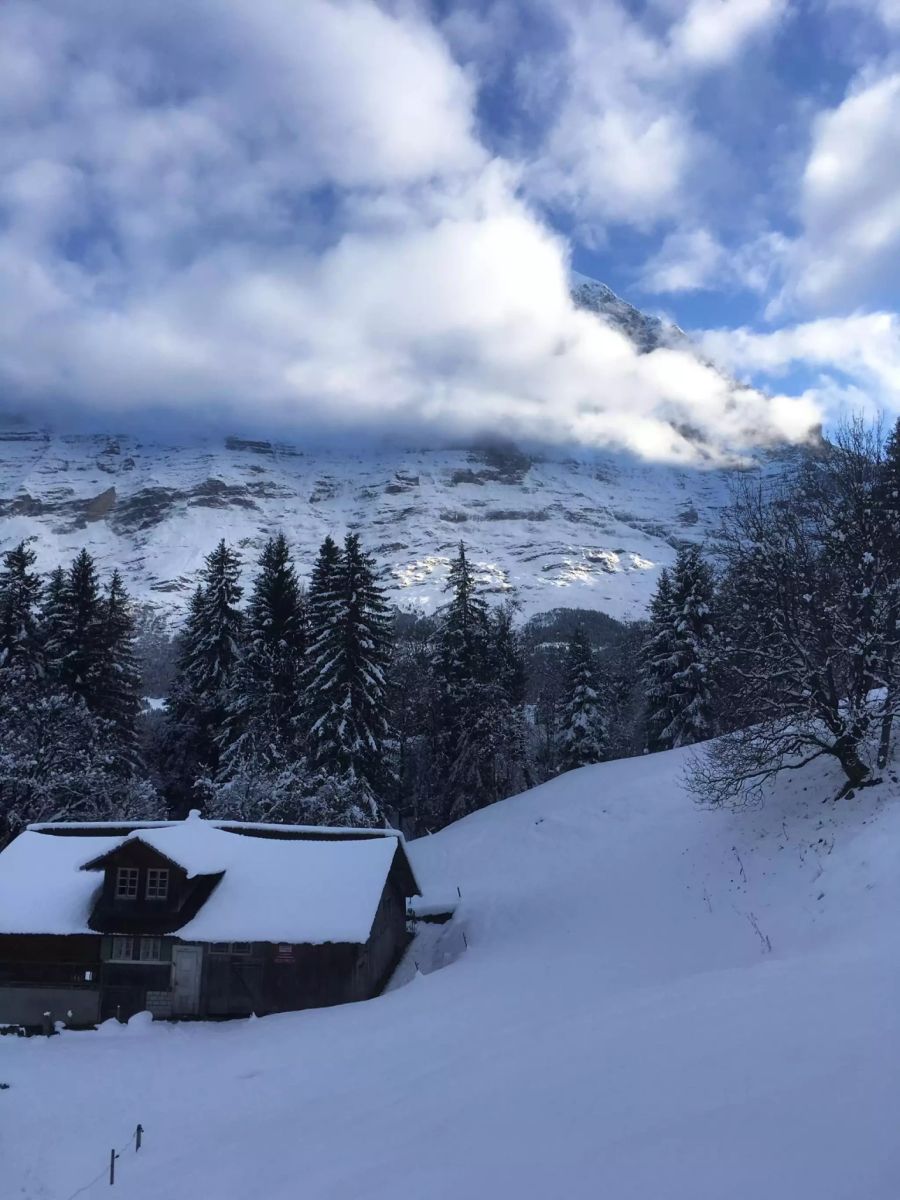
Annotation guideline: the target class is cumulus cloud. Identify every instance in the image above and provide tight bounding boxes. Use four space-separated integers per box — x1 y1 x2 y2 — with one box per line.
775 71 900 311
0 0 818 463
700 313 900 418
640 226 790 295
522 0 787 233
669 0 788 68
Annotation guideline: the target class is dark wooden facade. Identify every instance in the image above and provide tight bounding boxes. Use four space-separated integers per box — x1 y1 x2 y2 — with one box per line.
0 828 418 1028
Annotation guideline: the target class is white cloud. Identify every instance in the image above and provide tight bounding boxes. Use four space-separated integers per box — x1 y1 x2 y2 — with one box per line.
640 226 790 294
776 72 900 311
0 0 819 464
640 228 728 292
669 0 788 68
700 313 900 418
523 0 787 233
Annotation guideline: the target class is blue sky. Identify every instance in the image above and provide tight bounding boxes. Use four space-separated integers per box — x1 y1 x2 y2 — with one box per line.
0 0 898 461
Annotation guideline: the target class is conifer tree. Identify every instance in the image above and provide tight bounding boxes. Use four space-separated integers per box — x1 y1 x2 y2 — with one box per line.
434 545 529 820
642 551 715 751
436 543 491 707
663 545 716 748
48 549 106 708
40 566 68 678
94 570 144 774
558 627 607 772
303 534 344 754
217 533 308 792
0 540 42 674
492 602 526 709
433 543 491 783
641 567 678 751
305 533 393 823
164 543 243 799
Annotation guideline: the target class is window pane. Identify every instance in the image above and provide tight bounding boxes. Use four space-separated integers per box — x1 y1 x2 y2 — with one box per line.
115 868 138 899
140 937 161 962
146 869 169 900
231 942 252 955
111 936 133 960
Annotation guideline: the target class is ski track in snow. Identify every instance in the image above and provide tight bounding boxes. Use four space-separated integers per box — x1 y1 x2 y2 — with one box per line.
2 746 899 1199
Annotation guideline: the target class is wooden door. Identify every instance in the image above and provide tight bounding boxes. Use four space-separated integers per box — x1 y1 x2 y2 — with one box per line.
172 945 203 1015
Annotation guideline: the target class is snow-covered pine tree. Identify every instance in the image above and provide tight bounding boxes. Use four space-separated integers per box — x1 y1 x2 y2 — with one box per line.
213 534 310 818
433 544 528 821
446 601 532 819
47 549 106 707
40 566 67 676
436 543 490 702
557 627 607 772
641 567 678 752
164 543 244 804
492 602 526 709
305 533 393 825
0 684 161 844
0 540 42 674
0 559 160 839
94 570 144 775
303 534 344 754
661 545 716 748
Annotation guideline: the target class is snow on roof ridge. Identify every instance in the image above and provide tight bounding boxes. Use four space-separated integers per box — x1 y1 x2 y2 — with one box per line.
27 817 405 842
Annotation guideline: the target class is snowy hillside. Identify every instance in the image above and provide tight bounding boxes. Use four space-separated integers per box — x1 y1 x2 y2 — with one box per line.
0 429 804 622
3 745 899 1199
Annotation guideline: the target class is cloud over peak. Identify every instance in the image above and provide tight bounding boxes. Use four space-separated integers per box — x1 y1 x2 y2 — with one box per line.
0 1 824 462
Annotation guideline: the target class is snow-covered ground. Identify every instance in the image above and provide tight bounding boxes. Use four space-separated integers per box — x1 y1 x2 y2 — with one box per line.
0 427 803 621
2 745 899 1199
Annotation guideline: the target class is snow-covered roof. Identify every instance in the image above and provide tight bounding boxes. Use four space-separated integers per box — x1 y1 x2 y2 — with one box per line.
0 819 418 945
27 817 405 841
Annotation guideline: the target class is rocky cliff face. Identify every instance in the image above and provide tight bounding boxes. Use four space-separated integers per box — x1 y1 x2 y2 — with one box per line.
0 427 803 621
0 279 804 621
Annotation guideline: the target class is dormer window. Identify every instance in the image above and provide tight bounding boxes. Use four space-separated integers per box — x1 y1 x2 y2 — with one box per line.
146 868 169 900
115 867 139 899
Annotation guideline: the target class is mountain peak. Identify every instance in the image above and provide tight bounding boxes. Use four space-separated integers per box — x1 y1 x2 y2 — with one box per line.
569 272 686 354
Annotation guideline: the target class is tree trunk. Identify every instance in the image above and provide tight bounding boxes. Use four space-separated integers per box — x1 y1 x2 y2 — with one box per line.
834 734 870 792
878 702 895 771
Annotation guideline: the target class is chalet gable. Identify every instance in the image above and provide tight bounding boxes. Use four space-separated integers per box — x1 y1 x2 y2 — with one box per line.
81 837 188 875
79 835 224 937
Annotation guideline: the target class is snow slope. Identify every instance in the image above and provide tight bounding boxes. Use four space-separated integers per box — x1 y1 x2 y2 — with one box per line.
0 428 804 622
2 745 899 1199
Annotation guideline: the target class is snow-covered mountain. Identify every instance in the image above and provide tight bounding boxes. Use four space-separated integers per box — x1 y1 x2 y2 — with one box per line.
0 280 805 621
0 428 806 622
570 270 687 352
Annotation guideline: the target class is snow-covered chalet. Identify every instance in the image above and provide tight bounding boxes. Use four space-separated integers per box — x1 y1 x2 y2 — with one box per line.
0 813 420 1028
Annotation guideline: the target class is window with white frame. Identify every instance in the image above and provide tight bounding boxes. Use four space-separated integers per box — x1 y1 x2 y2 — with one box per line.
109 936 164 962
139 937 163 962
115 867 139 899
110 935 134 960
145 868 169 900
